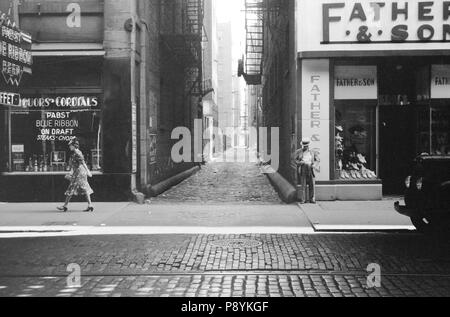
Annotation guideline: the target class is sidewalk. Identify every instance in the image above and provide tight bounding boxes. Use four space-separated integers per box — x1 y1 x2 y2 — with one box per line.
0 202 313 237
0 199 417 237
299 199 415 232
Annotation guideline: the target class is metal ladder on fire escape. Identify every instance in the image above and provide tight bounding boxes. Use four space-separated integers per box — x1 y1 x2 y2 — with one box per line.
243 0 264 85
185 0 204 96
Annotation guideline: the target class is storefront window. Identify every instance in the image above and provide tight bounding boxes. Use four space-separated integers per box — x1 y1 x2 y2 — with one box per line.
6 94 102 174
416 107 431 156
429 65 450 157
431 106 450 156
335 101 377 180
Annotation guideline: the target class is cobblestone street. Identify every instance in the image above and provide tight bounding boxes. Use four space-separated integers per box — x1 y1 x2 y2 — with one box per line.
2 274 449 297
153 161 282 204
1 162 450 297
4 0 450 303
0 233 449 297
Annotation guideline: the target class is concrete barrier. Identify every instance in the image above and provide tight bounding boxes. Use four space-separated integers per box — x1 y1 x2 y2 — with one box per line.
266 172 297 204
147 166 201 197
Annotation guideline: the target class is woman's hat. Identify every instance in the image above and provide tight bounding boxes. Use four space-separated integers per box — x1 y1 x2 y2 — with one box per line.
68 138 79 147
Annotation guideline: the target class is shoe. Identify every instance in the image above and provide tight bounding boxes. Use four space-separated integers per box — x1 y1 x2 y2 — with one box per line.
57 206 68 212
84 207 94 213
357 154 367 164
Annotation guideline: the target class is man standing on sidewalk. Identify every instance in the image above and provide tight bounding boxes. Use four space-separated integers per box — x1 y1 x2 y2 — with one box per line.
295 138 319 204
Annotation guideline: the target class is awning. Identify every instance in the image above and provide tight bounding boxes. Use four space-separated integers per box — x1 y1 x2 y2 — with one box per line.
32 43 105 57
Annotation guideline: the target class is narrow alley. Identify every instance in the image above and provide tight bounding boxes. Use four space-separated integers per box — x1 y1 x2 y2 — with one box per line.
1 0 450 302
153 159 282 205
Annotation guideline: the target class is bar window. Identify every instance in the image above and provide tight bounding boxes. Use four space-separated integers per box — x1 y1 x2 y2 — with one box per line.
6 95 102 174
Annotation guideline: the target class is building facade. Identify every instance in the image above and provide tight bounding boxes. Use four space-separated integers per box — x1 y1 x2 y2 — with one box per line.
202 0 219 160
247 0 450 201
297 0 450 200
217 21 235 149
0 0 204 202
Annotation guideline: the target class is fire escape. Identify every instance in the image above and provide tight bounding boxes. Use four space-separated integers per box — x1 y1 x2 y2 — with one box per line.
239 0 264 85
160 0 204 97
239 0 284 86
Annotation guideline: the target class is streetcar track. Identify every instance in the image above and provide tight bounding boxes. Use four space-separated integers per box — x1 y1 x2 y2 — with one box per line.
1 270 450 279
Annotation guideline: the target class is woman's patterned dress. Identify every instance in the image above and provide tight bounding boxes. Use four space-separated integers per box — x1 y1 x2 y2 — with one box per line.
65 149 94 196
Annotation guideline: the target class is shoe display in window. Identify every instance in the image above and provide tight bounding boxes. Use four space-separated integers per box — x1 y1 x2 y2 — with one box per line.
357 154 367 164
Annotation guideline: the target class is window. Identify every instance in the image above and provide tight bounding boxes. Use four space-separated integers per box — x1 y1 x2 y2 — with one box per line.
6 94 102 174
335 101 377 180
430 104 450 156
334 65 378 181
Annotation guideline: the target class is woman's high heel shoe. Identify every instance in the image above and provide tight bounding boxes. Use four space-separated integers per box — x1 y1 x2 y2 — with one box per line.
84 207 94 213
57 206 68 212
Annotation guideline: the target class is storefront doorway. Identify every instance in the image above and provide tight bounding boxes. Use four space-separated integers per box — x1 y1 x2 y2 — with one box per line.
378 60 429 195
379 105 422 194
378 60 450 195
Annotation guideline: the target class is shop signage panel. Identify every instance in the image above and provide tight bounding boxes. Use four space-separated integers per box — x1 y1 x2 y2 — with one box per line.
335 66 377 100
18 0 104 44
0 11 32 88
431 65 450 99
19 95 100 110
17 94 101 143
12 144 24 153
302 59 330 182
148 132 157 166
0 91 20 107
297 0 450 53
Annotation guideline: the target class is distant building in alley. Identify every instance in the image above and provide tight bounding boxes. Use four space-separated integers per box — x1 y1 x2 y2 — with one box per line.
202 0 219 160
217 21 235 149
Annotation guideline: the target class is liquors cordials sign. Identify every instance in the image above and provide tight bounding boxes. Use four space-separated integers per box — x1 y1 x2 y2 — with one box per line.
19 95 100 142
0 11 32 88
297 0 450 52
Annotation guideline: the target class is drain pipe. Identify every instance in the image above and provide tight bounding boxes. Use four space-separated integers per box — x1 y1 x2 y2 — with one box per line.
130 0 144 204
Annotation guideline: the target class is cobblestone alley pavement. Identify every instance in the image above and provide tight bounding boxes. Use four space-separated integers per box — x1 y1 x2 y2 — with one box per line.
0 161 449 297
152 161 282 204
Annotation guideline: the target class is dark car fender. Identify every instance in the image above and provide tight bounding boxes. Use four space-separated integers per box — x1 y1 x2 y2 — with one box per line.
441 181 450 188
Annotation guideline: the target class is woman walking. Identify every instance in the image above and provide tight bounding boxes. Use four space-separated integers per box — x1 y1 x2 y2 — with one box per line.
58 138 94 212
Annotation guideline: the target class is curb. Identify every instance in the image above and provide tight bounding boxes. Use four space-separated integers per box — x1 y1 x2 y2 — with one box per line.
296 203 417 233
265 172 297 204
147 166 201 197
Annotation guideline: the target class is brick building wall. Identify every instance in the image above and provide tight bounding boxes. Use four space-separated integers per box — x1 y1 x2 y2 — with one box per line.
261 0 298 185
